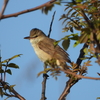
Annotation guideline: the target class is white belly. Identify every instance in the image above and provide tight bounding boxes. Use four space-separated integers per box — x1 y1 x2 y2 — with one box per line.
32 44 52 62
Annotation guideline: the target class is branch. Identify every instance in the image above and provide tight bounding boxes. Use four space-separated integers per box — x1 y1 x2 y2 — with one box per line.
41 11 55 99
0 0 9 19
80 9 95 29
58 78 79 100
0 80 25 100
61 69 100 80
0 48 3 81
67 17 82 30
41 74 49 100
58 68 100 100
48 11 56 37
0 0 56 19
76 43 88 68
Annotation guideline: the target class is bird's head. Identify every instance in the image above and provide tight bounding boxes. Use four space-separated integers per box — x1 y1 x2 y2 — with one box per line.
24 28 46 44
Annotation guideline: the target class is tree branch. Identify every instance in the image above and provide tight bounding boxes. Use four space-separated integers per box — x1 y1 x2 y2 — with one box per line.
0 0 56 19
58 78 79 100
41 10 55 100
0 80 25 100
41 74 49 100
61 69 100 80
80 9 95 29
76 43 88 68
0 0 9 19
58 68 100 100
48 11 56 37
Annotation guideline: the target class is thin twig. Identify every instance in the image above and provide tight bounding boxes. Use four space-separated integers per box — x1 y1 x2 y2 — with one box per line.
67 17 82 30
0 80 26 100
0 0 9 19
4 62 8 81
76 43 88 68
0 48 2 81
80 9 94 29
61 69 100 80
48 11 56 37
0 0 56 19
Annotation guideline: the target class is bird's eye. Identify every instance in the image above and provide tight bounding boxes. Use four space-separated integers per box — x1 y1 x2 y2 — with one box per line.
33 35 38 38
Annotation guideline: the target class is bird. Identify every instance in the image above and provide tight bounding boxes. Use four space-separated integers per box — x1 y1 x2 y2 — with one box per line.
24 28 71 70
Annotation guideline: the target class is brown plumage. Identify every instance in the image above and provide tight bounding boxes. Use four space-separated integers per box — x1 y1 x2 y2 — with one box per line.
24 28 71 69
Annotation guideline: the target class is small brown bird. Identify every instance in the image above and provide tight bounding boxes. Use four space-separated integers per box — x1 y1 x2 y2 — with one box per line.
24 28 71 69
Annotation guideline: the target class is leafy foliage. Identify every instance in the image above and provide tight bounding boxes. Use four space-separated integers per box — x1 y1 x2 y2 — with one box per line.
0 54 22 99
0 54 21 76
59 0 100 65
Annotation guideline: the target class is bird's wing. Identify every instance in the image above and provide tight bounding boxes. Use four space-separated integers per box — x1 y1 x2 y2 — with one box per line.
38 38 56 56
55 45 71 63
38 37 71 63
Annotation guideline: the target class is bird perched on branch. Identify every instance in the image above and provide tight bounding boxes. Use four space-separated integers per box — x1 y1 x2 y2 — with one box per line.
24 28 71 70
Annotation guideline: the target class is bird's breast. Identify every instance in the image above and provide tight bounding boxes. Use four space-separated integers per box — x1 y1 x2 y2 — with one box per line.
31 44 52 62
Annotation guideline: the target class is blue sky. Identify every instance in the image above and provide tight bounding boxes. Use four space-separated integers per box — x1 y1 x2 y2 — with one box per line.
0 0 100 100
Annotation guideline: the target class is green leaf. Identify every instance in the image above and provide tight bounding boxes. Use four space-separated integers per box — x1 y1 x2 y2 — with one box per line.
76 0 83 2
42 4 54 14
37 68 52 77
37 71 47 77
80 57 90 60
73 41 80 47
1 64 6 66
7 63 19 69
6 69 12 75
71 11 77 17
59 14 66 20
10 85 16 88
45 68 52 72
83 48 88 55
54 1 61 5
9 85 16 92
70 35 79 40
1 54 22 63
0 69 4 73
70 27 73 33
97 33 100 40
62 39 70 50
54 40 60 46
66 8 73 17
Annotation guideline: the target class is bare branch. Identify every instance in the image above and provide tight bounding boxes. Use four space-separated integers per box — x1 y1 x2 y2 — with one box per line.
0 0 56 19
41 74 49 100
48 11 56 37
0 0 9 19
62 69 100 80
59 78 79 100
76 43 88 68
58 68 100 100
0 48 3 81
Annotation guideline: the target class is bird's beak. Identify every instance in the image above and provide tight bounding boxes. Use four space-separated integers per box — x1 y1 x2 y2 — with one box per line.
24 36 32 39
